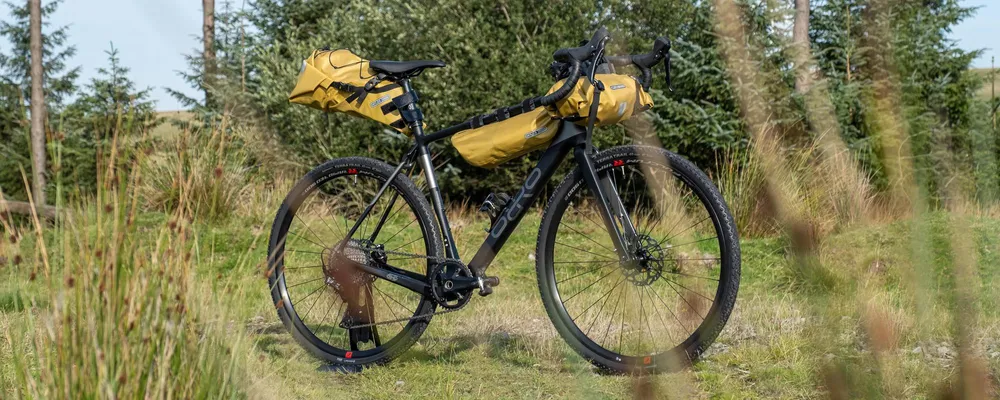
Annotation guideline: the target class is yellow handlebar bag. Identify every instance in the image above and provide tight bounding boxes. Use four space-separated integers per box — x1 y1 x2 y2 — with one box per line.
546 74 653 126
289 49 411 133
452 108 560 169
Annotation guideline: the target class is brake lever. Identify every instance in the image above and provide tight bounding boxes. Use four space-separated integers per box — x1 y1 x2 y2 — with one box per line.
587 38 609 86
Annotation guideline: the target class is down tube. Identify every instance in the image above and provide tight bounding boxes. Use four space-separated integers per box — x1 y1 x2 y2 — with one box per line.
467 140 575 276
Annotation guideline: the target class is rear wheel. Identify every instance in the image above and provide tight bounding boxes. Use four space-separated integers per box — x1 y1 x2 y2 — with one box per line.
267 157 443 369
536 145 740 374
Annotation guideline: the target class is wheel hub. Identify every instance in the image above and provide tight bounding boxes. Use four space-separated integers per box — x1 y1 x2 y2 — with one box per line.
622 235 670 286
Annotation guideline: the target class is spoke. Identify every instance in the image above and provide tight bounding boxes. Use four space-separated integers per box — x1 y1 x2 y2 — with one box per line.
639 282 655 354
287 229 325 251
619 283 628 354
668 236 718 248
642 285 675 346
665 270 719 281
560 268 619 304
287 276 325 289
586 276 623 335
388 235 423 254
572 276 624 322
555 241 615 261
577 209 611 238
301 284 328 317
294 213 329 249
557 261 615 284
667 279 715 304
383 217 418 247
316 295 341 329
364 285 377 340
284 264 324 271
330 301 347 343
659 216 711 246
649 284 691 334
375 285 407 330
312 184 346 239
601 283 627 345
640 212 664 238
665 280 709 321
553 259 616 264
374 285 416 316
286 249 324 255
562 223 617 255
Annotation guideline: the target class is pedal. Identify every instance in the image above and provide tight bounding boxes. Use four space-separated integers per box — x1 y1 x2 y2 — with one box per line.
478 276 501 297
479 192 511 232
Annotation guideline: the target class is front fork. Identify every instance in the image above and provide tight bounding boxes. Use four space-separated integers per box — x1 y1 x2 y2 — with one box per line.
574 146 640 261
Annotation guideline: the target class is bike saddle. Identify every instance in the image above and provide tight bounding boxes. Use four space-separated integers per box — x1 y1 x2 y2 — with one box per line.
369 59 446 79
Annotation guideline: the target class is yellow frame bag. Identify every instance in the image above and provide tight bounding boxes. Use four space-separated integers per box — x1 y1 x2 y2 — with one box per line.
288 49 412 133
452 108 560 169
546 74 653 126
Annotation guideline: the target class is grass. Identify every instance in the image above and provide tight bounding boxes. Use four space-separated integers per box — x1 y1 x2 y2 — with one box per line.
2 104 999 397
4 179 997 397
0 62 995 400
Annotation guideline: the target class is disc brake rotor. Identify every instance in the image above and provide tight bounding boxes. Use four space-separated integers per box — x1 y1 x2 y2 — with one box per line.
623 235 667 286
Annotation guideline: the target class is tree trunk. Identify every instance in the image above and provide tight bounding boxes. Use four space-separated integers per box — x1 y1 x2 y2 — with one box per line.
203 0 216 106
28 0 46 206
793 0 811 94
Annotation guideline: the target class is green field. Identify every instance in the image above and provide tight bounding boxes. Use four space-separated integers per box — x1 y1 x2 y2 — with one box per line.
3 189 997 398
974 68 998 100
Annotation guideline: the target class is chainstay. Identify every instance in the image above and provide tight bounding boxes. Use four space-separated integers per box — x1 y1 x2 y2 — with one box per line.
338 244 472 329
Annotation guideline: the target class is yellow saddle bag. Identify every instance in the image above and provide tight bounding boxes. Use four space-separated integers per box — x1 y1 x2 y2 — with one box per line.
546 74 653 126
452 108 560 169
288 49 411 133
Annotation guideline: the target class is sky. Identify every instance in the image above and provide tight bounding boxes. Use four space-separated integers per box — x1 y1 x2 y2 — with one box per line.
8 0 995 112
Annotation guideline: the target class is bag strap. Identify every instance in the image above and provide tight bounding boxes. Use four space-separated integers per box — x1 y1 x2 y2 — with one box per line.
329 79 402 107
381 90 420 115
468 98 539 129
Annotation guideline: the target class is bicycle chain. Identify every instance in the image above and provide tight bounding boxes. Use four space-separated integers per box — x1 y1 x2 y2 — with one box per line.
336 244 474 329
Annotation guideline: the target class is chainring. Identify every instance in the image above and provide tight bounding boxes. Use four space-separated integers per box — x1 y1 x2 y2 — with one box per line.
430 260 474 310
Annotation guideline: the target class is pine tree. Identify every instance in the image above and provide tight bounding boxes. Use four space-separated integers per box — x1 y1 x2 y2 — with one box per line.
0 0 78 201
810 0 981 198
0 0 79 111
169 0 252 119
64 44 159 139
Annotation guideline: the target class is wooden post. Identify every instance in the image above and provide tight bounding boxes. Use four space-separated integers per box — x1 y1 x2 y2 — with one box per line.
203 0 216 106
28 0 46 206
793 0 811 94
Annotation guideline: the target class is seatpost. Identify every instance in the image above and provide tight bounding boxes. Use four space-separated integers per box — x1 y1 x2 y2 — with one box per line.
398 79 461 260
399 80 425 136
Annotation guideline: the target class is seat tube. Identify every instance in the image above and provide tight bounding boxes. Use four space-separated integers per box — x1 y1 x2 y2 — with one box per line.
401 80 460 259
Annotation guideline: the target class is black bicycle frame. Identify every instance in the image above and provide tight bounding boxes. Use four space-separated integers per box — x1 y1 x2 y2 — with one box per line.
342 79 637 296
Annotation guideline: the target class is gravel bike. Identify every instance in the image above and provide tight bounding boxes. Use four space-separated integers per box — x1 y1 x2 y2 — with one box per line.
267 28 741 374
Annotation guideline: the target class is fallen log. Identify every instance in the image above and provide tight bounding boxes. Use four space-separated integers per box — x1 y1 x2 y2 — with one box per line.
0 200 57 220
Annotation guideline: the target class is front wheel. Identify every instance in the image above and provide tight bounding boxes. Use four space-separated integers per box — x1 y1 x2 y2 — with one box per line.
536 145 740 374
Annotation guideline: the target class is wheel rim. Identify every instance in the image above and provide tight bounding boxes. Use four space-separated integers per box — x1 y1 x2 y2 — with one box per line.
546 155 731 367
271 167 435 360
